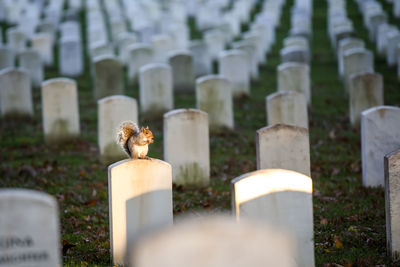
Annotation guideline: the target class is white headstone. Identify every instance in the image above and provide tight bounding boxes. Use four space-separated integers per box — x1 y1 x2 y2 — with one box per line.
385 148 400 260
93 56 124 99
116 33 138 64
0 46 14 70
32 33 53 66
386 31 400 66
59 37 83 76
256 124 310 176
189 40 212 77
196 75 234 130
231 40 259 80
139 63 173 114
90 42 114 59
232 169 314 267
277 62 311 105
361 106 400 187
127 44 153 83
0 189 61 267
151 34 173 63
6 28 26 54
18 50 43 88
349 72 384 127
167 51 195 92
343 48 374 88
130 216 297 267
0 68 32 117
164 109 210 187
108 158 173 266
98 95 138 162
218 50 250 97
337 38 365 78
266 91 308 129
41 78 80 143
280 46 309 64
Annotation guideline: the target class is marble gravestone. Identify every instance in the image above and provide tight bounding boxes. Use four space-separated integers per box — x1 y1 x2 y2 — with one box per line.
349 72 383 127
277 62 311 105
18 50 43 88
361 106 400 187
385 148 400 260
164 109 210 187
256 124 310 176
218 50 250 97
98 95 138 163
127 44 153 84
266 91 308 129
108 159 173 266
196 75 234 130
139 63 173 115
130 216 296 267
342 48 374 89
151 34 173 63
0 68 32 117
0 189 61 267
41 78 80 143
167 50 195 92
93 56 124 99
231 40 259 80
6 28 26 54
231 169 314 267
32 33 53 66
0 47 14 70
59 37 83 76
189 40 212 77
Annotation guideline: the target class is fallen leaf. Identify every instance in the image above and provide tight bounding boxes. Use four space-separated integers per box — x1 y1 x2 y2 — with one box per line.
334 235 344 249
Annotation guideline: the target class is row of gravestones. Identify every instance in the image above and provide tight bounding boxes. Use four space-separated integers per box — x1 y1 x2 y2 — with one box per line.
328 0 400 260
354 0 400 80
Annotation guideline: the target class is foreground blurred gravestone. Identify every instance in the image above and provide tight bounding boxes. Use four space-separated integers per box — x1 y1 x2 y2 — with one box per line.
196 75 234 131
129 216 296 267
232 169 314 267
361 106 400 187
349 72 383 127
256 124 310 176
164 109 210 187
0 189 61 267
266 91 308 129
41 78 80 143
139 63 173 115
108 159 172 266
93 56 124 99
98 95 138 163
385 148 400 260
0 68 32 117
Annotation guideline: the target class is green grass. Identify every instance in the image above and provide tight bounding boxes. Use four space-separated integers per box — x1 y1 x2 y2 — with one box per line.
0 0 399 266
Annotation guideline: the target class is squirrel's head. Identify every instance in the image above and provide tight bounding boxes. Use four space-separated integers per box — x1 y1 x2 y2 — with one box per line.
141 126 154 144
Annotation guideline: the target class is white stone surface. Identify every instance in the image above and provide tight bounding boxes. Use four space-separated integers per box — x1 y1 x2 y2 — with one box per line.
256 124 310 176
98 95 138 162
6 28 26 54
127 44 153 83
361 106 400 187
139 63 173 114
343 48 374 88
164 109 210 187
385 148 400 260
266 91 308 129
278 62 311 105
41 78 80 143
0 189 61 267
18 50 43 88
280 46 309 64
232 169 314 267
189 40 212 77
204 29 225 60
0 46 14 70
151 34 173 63
32 33 53 66
59 37 83 76
90 42 114 59
349 72 383 127
218 49 250 97
130 216 297 267
337 37 365 78
167 50 195 92
196 75 234 130
116 33 138 64
0 68 32 117
108 158 172 266
386 31 400 66
231 40 259 80
93 56 124 99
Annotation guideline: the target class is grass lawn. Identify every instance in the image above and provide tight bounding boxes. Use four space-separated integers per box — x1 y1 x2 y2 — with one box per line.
1 0 399 266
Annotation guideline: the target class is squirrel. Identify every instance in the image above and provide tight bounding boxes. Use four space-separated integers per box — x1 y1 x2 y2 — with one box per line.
116 121 154 159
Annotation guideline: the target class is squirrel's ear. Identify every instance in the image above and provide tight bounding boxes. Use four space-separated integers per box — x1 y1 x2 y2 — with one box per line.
140 126 145 132
145 126 149 130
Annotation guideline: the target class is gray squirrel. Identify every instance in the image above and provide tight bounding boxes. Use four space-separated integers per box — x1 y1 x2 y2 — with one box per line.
116 121 154 159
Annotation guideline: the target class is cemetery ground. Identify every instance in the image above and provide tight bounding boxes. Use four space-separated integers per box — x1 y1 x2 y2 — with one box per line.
1 0 400 266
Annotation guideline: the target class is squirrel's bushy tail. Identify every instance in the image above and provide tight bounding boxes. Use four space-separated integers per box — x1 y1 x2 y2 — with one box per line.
116 121 139 157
